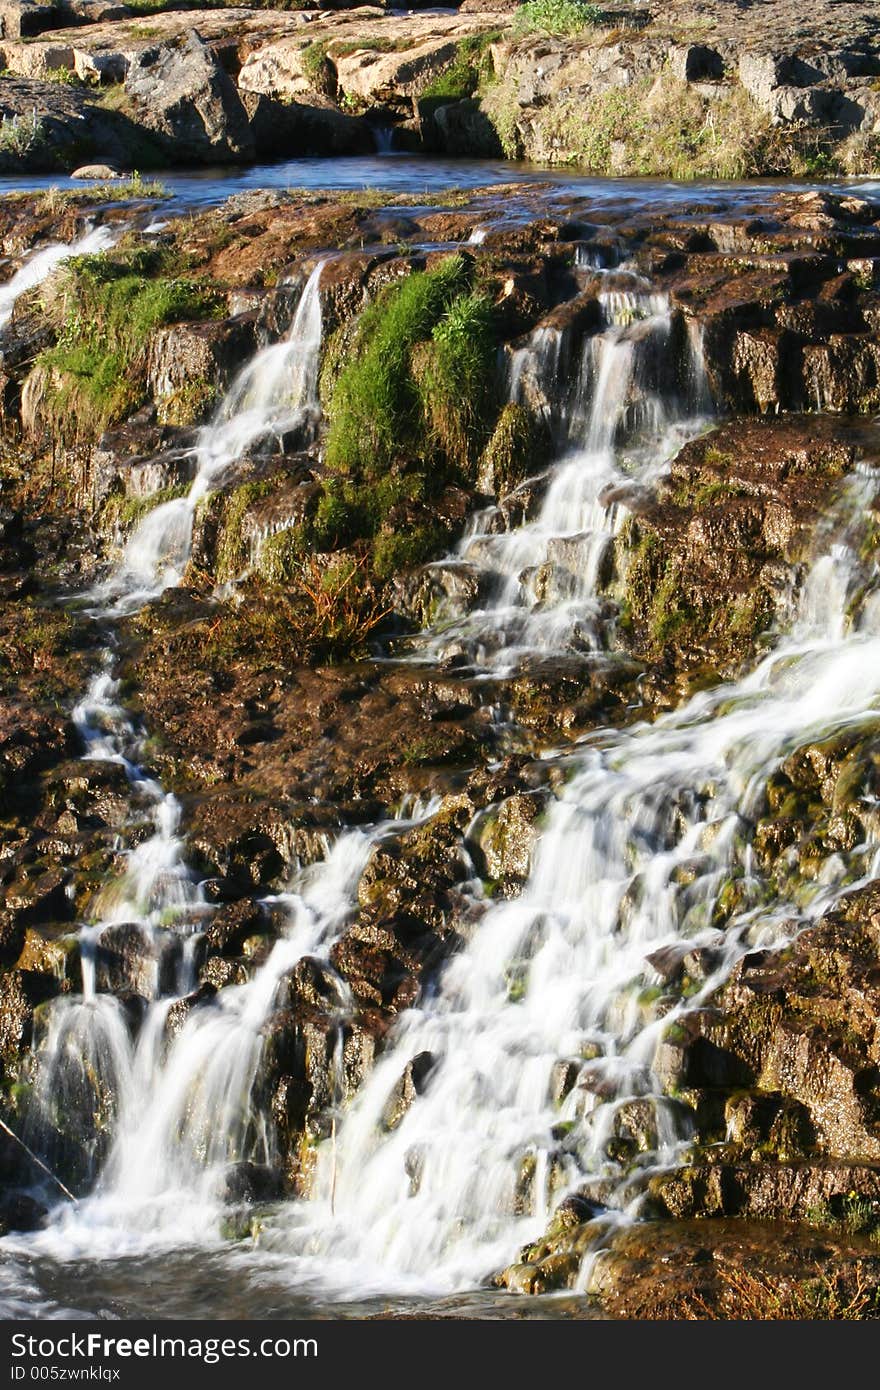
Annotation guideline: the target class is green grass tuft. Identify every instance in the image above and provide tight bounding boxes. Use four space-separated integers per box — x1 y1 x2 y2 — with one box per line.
512 0 604 37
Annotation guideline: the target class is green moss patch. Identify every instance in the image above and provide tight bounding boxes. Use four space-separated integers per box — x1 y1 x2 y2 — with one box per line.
37 243 221 443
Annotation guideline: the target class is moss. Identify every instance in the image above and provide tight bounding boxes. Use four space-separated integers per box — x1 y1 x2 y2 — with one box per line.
212 479 279 583
325 255 497 485
156 376 217 427
256 525 311 585
478 402 542 496
37 244 220 443
371 526 448 581
419 32 501 102
100 483 189 537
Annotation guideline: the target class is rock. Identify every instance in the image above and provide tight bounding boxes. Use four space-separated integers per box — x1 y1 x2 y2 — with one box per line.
237 37 320 104
668 44 724 83
125 32 254 165
223 1160 284 1205
471 793 542 886
70 163 123 180
381 1050 435 1131
0 1 56 41
242 92 373 161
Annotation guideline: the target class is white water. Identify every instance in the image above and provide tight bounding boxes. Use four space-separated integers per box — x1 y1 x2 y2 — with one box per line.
411 284 710 674
8 249 880 1308
92 259 327 615
25 664 204 1198
0 225 118 333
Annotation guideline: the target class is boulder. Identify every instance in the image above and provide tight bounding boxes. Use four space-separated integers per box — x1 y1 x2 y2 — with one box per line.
70 163 123 179
125 32 254 165
147 316 257 427
241 92 373 161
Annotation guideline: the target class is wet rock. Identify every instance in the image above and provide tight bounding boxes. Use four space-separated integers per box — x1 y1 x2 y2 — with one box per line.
617 414 865 679
125 32 254 165
0 911 26 968
278 956 347 1014
0 1191 48 1235
649 1162 880 1223
203 898 267 958
587 1218 880 1318
381 1050 435 1131
0 969 58 1063
93 922 184 999
475 793 542 881
165 983 216 1040
147 316 256 427
223 1160 284 1205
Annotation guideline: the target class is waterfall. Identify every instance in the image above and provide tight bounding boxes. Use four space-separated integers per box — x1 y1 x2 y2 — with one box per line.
25 664 204 1195
245 470 880 1296
0 225 118 333
414 287 708 674
10 242 880 1309
372 126 396 155
92 259 327 616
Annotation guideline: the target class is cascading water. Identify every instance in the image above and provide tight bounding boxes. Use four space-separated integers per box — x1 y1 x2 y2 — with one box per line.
92 258 327 615
7 232 880 1315
24 663 204 1198
410 283 710 674
245 467 880 1298
0 225 118 333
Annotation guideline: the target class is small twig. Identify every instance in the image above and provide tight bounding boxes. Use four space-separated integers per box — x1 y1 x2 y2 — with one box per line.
0 1116 78 1205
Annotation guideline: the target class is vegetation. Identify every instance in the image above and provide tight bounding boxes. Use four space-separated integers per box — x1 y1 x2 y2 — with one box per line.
100 483 190 539
325 254 494 481
0 113 46 160
37 176 169 215
678 1263 880 1320
420 33 501 103
314 254 498 577
482 72 842 177
512 0 604 36
36 244 220 443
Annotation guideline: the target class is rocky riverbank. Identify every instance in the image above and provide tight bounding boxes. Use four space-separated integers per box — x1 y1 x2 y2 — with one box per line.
0 0 876 177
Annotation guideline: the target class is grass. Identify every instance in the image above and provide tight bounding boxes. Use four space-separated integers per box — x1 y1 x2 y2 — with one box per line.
37 176 169 214
482 71 843 177
420 32 501 103
0 112 46 159
679 1262 880 1319
36 244 220 443
512 0 604 36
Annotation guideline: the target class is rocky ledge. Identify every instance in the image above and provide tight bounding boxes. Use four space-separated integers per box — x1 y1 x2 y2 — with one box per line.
0 0 876 175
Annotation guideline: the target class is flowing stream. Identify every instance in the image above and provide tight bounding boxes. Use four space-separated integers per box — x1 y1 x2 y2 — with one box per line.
3 206 880 1314
0 225 118 332
93 259 326 616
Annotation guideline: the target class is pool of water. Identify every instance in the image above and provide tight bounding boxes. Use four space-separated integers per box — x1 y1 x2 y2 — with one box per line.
0 1243 597 1320
0 151 872 215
